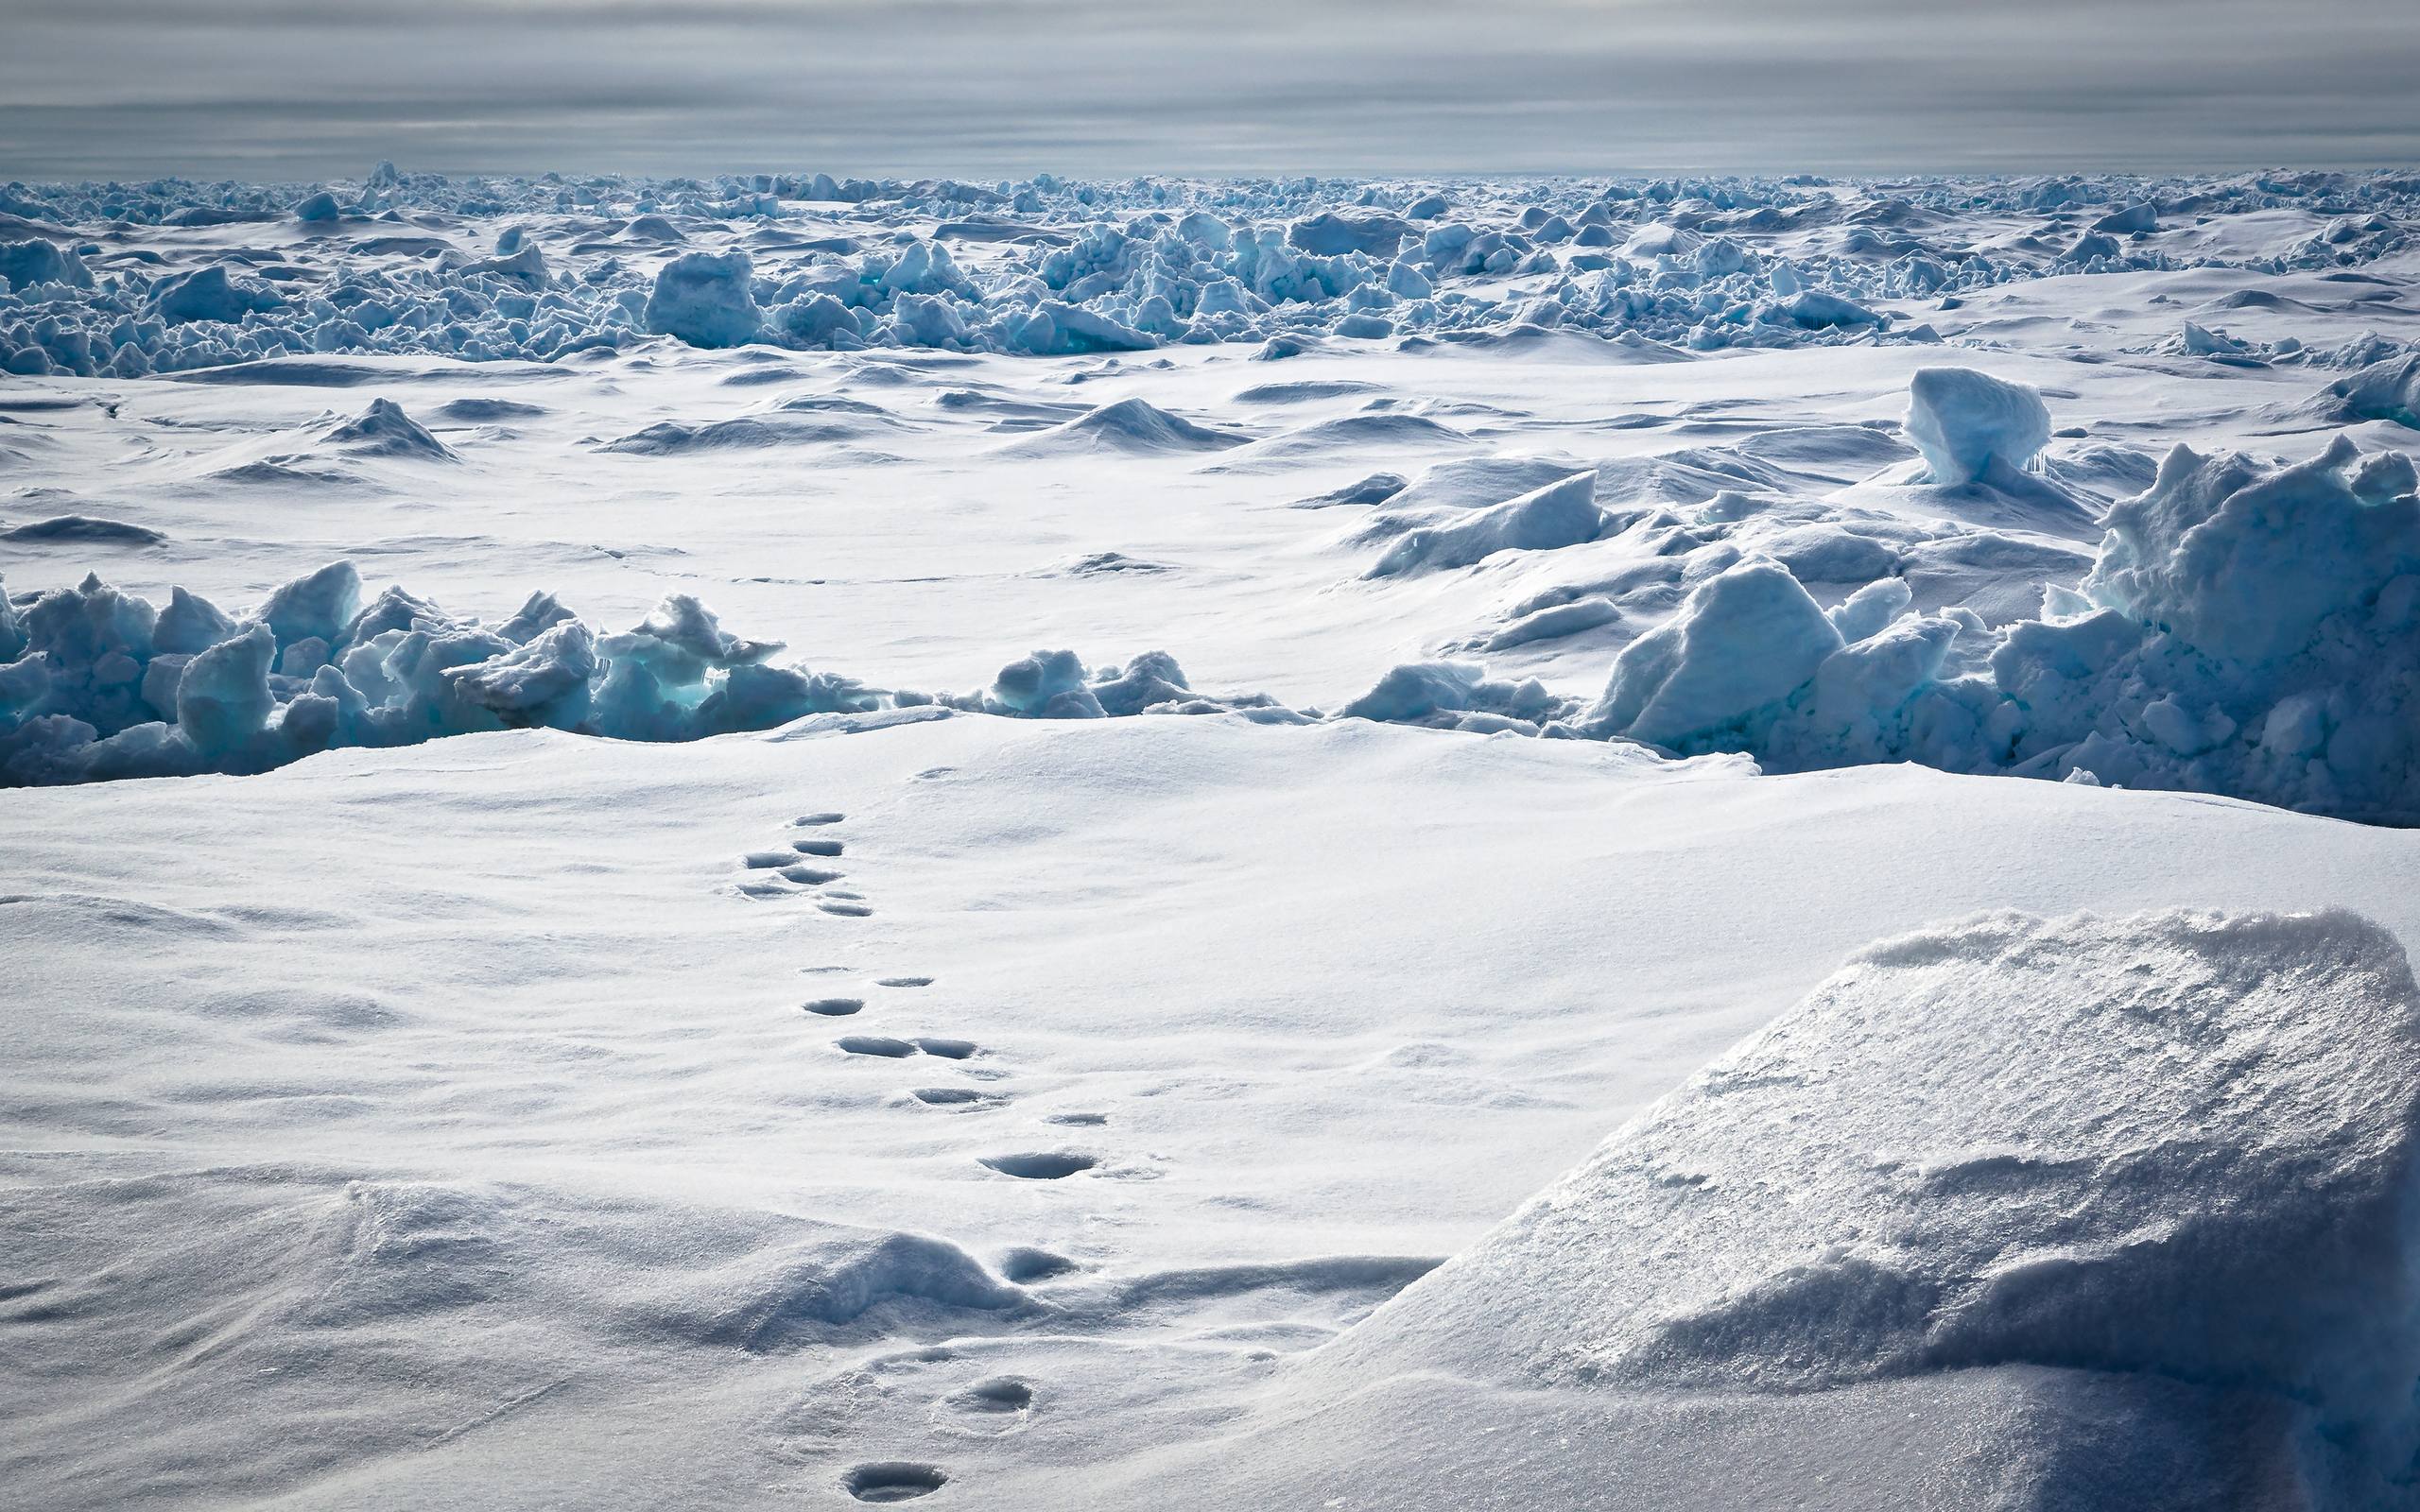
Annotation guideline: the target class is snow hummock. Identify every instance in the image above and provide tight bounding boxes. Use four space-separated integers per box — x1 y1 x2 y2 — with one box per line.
1584 559 1843 747
320 397 456 459
1310 907 2420 1503
644 249 762 349
0 564 1288 784
1009 398 1246 455
12 424 2420 814
1366 472 1604 577
1903 365 2051 486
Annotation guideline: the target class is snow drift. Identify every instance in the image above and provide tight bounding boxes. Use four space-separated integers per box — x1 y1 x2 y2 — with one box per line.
1310 907 2420 1505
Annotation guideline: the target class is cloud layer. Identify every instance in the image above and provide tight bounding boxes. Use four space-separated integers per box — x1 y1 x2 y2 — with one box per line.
3 0 2414 180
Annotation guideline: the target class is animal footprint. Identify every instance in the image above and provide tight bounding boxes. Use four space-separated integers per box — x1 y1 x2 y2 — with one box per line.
732 812 864 910
839 1037 984 1061
878 976 934 988
838 1036 918 1058
938 1377 1035 1437
911 1087 1008 1109
842 1463 946 1503
803 997 864 1017
980 1152 1097 1180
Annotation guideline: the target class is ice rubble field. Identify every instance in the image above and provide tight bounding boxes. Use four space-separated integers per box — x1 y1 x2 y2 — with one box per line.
6 167 2420 1507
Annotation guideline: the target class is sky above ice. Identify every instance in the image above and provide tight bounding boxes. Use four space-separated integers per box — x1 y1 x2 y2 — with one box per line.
2 0 2415 182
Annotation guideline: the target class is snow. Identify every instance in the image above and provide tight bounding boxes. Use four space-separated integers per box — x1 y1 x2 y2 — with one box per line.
1586 558 1844 747
11 345 2420 816
10 714 2420 1508
1903 365 2052 485
644 249 763 349
1300 907 2420 1502
0 168 2411 376
147 264 283 326
1365 471 1603 576
10 164 2420 1508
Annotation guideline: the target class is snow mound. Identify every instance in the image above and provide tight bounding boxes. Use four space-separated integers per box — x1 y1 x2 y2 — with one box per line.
1904 366 2051 485
1585 558 1843 747
320 398 456 460
1562 434 2420 818
1009 398 1246 455
2305 353 2420 430
0 238 93 291
1 515 164 546
1325 907 2420 1497
0 1169 1033 1505
1286 211 1412 258
147 265 283 326
927 646 1281 721
598 408 898 454
643 249 761 349
1366 472 1603 577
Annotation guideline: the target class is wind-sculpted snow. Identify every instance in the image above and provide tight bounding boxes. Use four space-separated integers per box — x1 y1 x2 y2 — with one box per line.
3 166 2417 375
1364 472 1604 577
22 158 2420 1512
1306 908 2420 1505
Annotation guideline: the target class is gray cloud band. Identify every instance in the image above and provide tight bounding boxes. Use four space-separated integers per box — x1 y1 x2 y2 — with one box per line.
2 0 2413 178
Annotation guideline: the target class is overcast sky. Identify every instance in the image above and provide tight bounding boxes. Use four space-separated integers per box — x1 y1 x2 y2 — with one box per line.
3 0 2415 183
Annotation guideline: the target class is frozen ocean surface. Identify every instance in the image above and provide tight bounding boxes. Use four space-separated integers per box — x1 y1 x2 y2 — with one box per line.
7 168 2420 1507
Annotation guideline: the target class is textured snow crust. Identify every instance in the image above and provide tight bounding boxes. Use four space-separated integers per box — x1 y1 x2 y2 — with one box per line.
1304 908 2420 1503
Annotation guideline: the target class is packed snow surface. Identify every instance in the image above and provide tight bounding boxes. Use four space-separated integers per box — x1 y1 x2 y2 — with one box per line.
11 165 2420 1507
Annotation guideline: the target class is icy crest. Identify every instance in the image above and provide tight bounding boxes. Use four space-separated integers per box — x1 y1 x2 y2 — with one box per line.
1322 908 2420 1501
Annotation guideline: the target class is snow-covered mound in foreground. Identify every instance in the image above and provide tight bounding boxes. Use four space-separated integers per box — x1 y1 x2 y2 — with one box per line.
2 1170 1038 1507
1291 908 2420 1506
